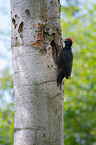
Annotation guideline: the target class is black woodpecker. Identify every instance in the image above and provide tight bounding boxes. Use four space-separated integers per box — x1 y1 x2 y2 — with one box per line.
57 38 73 89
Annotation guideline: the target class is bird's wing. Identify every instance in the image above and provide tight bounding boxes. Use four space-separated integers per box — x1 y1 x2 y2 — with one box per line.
59 50 73 78
66 53 73 77
59 52 68 77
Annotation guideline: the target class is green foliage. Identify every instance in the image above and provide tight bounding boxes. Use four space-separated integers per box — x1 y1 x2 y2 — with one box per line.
0 68 14 145
0 68 13 100
61 1 96 145
0 104 14 145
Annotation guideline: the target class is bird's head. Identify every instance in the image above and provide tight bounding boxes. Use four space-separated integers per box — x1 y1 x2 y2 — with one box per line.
64 38 73 47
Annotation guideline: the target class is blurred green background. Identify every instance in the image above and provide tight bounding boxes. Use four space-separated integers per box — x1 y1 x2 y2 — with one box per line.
62 0 96 145
0 0 96 145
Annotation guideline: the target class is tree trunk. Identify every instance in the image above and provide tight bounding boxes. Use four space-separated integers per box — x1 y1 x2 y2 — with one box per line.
11 0 64 144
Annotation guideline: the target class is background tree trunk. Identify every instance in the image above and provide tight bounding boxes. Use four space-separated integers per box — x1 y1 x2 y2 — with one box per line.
11 0 64 144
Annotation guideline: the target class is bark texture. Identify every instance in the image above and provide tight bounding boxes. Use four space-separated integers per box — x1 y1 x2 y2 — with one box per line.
11 0 64 144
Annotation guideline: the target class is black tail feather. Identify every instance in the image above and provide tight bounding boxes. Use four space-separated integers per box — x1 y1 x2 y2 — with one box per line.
57 70 64 89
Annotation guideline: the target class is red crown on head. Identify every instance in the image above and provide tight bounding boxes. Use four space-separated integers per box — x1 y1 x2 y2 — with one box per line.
67 38 73 44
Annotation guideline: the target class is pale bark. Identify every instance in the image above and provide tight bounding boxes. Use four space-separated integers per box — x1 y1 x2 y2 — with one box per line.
11 0 64 144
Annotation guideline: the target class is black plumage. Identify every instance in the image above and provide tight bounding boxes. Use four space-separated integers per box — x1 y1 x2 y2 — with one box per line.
57 38 73 89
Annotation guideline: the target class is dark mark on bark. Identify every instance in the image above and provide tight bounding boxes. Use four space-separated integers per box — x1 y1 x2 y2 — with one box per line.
14 24 17 29
12 18 17 29
18 22 24 33
12 18 16 25
15 14 17 18
20 34 23 38
39 48 47 55
50 40 58 63
25 9 30 17
43 133 45 137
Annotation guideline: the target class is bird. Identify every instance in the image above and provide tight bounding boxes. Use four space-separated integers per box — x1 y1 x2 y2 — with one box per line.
57 38 73 89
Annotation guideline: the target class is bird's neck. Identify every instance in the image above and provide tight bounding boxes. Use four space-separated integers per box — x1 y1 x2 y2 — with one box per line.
65 45 71 49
